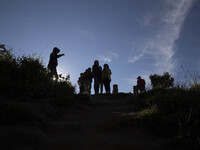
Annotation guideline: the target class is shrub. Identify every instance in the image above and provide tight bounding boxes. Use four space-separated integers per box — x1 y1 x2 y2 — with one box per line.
0 49 75 98
149 72 174 89
134 88 200 147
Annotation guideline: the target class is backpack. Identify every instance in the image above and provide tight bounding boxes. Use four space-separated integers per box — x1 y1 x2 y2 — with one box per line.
141 79 146 87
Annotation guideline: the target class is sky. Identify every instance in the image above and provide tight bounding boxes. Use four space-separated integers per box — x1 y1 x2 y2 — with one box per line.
1 0 200 93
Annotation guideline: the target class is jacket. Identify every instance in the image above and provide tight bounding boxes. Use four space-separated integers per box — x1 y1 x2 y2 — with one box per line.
102 69 112 81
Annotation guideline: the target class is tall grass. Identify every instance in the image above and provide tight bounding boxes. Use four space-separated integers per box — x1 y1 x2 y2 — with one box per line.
133 88 200 149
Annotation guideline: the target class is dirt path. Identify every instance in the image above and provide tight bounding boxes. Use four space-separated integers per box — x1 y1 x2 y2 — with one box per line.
44 95 169 150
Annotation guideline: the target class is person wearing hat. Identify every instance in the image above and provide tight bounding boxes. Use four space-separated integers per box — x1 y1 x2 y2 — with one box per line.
137 76 146 92
48 47 65 80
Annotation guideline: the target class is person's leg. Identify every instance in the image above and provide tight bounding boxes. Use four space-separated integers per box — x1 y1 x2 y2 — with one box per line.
94 76 99 94
51 67 58 80
80 86 82 94
100 81 103 94
134 86 138 95
103 79 107 94
104 79 109 94
140 88 146 92
107 80 111 94
89 82 92 95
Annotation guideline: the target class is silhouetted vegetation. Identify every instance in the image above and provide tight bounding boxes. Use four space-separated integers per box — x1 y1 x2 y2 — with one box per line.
0 48 82 150
0 48 200 149
149 72 174 89
132 88 200 149
0 49 75 98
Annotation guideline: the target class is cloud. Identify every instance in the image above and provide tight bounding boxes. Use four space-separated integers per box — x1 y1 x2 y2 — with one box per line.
128 46 147 63
98 55 112 63
128 0 196 73
109 51 119 58
98 51 119 63
128 53 144 63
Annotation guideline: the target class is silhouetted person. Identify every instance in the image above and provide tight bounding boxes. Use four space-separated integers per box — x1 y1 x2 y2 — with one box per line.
134 76 146 94
99 66 103 94
48 47 64 80
78 73 84 94
92 60 102 94
84 68 93 95
102 64 112 94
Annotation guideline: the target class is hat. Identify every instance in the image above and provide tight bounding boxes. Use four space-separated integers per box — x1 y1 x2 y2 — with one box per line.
137 76 141 79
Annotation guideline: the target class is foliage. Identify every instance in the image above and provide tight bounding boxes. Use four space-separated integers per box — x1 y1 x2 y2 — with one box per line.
134 88 200 149
136 105 158 118
0 49 75 98
190 83 200 91
149 72 174 89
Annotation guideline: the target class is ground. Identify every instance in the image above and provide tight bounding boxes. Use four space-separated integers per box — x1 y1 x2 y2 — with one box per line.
44 94 169 150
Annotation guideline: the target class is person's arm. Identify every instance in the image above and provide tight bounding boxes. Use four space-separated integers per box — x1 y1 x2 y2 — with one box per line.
57 54 65 58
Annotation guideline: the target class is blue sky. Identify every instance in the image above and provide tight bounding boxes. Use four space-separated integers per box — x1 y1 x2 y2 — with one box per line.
1 0 200 93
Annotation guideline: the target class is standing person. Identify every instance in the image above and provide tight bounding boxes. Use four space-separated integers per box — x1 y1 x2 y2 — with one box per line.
99 66 103 94
102 64 112 94
92 60 102 94
47 47 64 80
78 73 84 94
84 68 93 95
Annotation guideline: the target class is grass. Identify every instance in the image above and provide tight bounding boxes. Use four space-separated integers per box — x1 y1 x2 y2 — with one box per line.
131 88 200 149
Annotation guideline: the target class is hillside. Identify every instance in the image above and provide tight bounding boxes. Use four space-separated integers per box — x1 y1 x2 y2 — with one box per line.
0 49 199 150
44 94 169 150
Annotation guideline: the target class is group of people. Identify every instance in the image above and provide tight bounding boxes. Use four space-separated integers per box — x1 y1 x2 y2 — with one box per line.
78 60 112 95
77 68 93 94
47 47 145 94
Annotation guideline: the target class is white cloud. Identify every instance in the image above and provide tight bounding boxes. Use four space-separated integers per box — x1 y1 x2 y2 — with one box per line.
109 51 119 58
128 52 144 63
128 45 148 63
98 51 119 63
98 55 112 63
128 0 196 73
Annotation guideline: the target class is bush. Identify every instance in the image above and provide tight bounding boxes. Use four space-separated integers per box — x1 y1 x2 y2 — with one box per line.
0 49 75 98
149 72 174 89
134 88 200 147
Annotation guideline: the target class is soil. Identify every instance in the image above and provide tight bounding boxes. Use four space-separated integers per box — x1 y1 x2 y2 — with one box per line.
44 94 169 150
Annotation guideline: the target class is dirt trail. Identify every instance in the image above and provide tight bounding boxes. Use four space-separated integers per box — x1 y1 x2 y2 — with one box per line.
44 94 169 150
